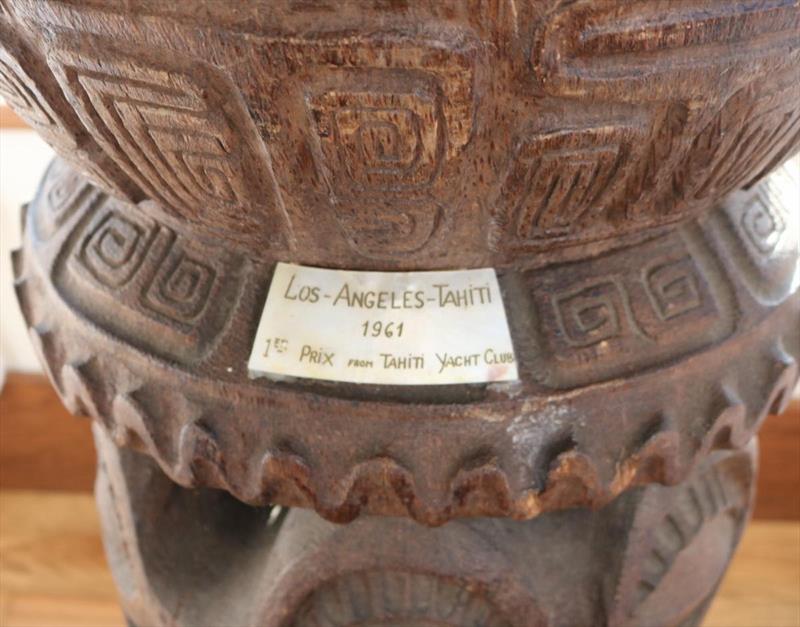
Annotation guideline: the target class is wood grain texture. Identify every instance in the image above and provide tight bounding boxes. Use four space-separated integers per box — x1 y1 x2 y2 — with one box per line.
10 158 800 526
0 490 796 627
703 519 800 627
0 373 96 492
1 374 797 519
3 1 799 269
755 398 800 521
0 491 124 627
0 2 798 623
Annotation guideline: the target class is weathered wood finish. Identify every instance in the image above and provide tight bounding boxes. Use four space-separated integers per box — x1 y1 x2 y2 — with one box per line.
2 374 798 521
12 158 799 526
94 423 759 627
1 1 798 269
3 1 799 625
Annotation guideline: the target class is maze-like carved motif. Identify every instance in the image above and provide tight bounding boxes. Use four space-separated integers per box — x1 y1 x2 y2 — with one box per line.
0 21 139 199
142 251 216 323
1 2 798 264
55 194 245 363
495 118 649 248
333 197 444 259
33 159 93 241
741 196 786 255
552 280 623 348
644 258 702 321
525 228 736 388
298 36 476 257
78 210 155 289
0 56 55 129
309 83 442 193
0 25 64 138
713 161 800 305
47 38 290 248
13 161 800 525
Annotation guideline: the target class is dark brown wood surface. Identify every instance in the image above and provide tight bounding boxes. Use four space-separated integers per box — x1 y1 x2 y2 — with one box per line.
1 373 797 520
1 2 799 621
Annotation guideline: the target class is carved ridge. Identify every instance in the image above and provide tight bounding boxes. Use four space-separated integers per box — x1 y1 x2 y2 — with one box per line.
13 253 798 524
11 171 800 525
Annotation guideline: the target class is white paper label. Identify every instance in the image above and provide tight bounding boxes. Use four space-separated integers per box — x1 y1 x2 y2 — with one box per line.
248 263 518 385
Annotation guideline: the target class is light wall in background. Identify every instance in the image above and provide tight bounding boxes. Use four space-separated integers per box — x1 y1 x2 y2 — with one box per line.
0 129 54 374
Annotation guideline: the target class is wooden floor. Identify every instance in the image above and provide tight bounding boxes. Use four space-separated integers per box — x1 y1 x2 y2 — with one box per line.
0 490 797 627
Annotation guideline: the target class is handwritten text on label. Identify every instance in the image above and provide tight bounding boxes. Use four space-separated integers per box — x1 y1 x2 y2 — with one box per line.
248 263 518 385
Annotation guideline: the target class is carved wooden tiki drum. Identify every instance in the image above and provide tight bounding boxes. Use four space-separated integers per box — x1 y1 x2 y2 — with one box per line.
3 1 799 625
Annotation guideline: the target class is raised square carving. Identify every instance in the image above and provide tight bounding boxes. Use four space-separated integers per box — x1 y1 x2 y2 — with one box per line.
553 281 623 348
33 159 93 241
142 251 216 323
495 120 646 249
296 37 476 258
523 229 736 388
55 195 246 364
309 79 443 194
644 258 702 322
712 161 800 306
78 211 155 288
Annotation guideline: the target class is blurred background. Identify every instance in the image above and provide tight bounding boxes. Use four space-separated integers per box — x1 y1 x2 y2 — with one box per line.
0 104 53 377
0 99 798 627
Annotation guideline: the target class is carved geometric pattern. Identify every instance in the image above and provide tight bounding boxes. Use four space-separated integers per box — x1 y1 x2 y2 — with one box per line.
46 163 84 217
0 2 796 268
33 158 94 241
635 465 737 607
623 102 692 222
142 251 216 323
533 0 800 97
684 70 800 202
526 228 736 388
644 258 702 321
13 158 800 527
713 160 800 306
0 34 66 139
299 37 476 257
741 195 786 255
78 210 155 289
283 0 519 35
48 38 290 248
610 449 756 627
309 75 446 196
293 571 511 627
0 21 139 199
332 197 444 259
552 280 623 347
56 194 246 364
14 229 800 527
496 120 647 248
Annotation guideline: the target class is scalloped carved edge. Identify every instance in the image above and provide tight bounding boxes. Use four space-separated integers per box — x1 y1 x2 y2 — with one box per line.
12 231 799 524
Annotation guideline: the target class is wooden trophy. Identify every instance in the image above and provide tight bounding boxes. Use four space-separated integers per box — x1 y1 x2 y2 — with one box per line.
3 2 798 625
